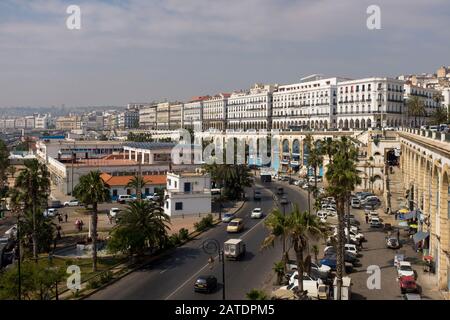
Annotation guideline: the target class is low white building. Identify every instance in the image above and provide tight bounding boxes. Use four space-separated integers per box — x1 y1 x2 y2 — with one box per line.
163 171 211 217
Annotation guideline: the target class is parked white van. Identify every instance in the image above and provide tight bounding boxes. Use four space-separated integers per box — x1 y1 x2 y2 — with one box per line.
118 195 133 204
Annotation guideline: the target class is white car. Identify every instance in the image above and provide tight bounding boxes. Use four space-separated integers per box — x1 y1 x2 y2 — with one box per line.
146 193 160 201
64 200 80 207
397 261 415 278
370 217 382 228
251 208 263 219
43 208 58 217
344 244 358 255
325 207 337 216
109 208 121 217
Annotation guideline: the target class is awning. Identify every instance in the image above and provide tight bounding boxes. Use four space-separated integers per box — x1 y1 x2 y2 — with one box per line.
413 232 429 244
399 211 418 220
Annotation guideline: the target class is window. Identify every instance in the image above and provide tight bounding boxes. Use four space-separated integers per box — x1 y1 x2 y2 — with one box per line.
175 202 183 210
184 182 192 192
113 189 118 197
174 181 177 188
145 188 149 195
127 189 131 195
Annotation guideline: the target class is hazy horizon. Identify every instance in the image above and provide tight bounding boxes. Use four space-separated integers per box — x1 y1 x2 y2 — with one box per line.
1 0 449 108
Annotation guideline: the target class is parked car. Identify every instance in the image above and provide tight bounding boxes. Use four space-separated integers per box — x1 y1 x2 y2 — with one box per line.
118 195 134 204
399 275 418 294
226 218 244 233
253 190 262 201
145 193 160 201
397 261 415 278
386 236 400 249
370 217 382 228
43 208 58 217
109 208 121 218
251 208 263 219
344 243 359 256
194 275 218 293
222 213 236 223
351 198 361 208
319 258 354 273
64 199 80 207
277 187 284 195
317 211 328 220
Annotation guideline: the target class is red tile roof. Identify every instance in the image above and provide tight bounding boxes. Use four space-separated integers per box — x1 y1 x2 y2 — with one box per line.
101 174 166 187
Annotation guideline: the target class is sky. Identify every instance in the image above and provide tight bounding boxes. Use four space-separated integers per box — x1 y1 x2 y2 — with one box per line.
1 0 450 108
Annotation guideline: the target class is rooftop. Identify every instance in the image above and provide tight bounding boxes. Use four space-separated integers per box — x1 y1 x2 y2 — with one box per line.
100 173 166 186
124 142 176 150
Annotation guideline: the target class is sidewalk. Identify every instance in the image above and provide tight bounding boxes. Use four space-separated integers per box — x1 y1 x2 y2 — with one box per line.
382 165 444 300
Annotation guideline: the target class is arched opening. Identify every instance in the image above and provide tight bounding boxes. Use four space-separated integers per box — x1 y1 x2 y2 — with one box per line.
282 139 290 153
344 119 349 129
367 119 372 128
350 119 355 129
355 119 360 129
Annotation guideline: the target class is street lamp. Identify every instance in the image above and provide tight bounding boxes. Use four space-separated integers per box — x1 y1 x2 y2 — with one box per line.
202 239 225 300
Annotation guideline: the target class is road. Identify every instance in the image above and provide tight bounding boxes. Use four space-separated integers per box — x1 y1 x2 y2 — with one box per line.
88 178 309 300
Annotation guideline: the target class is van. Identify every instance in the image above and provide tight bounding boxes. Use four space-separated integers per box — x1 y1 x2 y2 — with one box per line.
351 198 361 208
48 200 62 208
118 195 133 204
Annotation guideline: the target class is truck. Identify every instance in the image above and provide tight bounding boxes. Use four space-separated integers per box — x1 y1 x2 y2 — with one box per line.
224 239 246 260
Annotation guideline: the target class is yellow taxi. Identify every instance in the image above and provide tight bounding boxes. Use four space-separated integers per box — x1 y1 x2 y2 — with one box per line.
226 218 244 233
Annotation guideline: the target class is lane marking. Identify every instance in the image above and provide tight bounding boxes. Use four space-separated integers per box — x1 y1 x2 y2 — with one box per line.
164 183 276 300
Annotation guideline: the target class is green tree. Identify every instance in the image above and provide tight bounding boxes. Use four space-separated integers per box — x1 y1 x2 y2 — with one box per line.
430 106 448 125
11 159 50 261
0 139 10 214
126 175 148 201
108 201 171 257
262 208 290 270
0 260 65 300
273 261 285 285
406 96 426 128
73 170 111 271
325 137 361 300
203 164 252 201
246 289 268 300
287 205 327 298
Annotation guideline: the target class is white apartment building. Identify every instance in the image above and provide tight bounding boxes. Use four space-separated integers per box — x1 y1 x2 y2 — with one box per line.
227 84 277 131
156 102 170 130
34 114 50 129
336 77 406 130
404 84 439 127
139 104 157 129
272 75 341 130
183 96 209 132
163 171 212 217
203 93 229 131
169 103 184 130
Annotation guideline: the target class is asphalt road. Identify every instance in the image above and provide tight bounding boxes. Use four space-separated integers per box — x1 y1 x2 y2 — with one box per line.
88 179 309 300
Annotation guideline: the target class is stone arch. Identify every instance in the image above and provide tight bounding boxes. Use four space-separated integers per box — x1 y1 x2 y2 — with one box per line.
344 119 349 129
282 139 290 153
361 119 366 129
338 120 343 128
355 119 360 129
292 139 300 154
350 119 355 129
367 119 372 128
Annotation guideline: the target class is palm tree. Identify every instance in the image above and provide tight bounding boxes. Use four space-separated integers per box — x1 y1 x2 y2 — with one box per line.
311 244 319 264
287 205 327 297
325 137 361 300
307 141 324 211
73 170 110 271
108 201 171 257
12 159 50 261
273 261 285 285
126 175 148 201
262 208 290 269
406 96 426 128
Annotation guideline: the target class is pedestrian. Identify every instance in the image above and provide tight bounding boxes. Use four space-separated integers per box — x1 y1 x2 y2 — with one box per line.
58 215 62 223
394 211 398 220
64 213 68 223
397 229 400 240
359 237 364 249
365 214 369 224
80 220 84 231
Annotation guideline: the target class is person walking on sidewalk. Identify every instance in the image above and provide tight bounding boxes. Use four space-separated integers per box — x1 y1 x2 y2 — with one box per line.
365 214 369 224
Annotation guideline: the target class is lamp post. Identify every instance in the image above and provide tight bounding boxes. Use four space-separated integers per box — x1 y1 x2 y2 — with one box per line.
202 239 225 300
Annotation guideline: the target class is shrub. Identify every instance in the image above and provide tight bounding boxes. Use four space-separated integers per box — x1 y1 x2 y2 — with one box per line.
178 228 189 241
99 271 113 284
194 214 214 232
87 278 100 290
169 234 181 246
